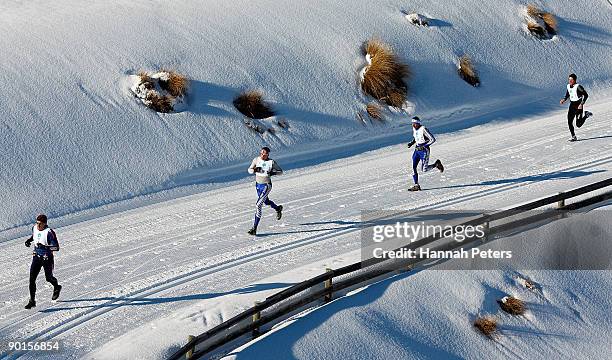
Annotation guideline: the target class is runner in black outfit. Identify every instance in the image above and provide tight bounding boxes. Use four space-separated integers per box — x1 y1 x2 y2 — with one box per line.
560 73 590 142
24 214 62 309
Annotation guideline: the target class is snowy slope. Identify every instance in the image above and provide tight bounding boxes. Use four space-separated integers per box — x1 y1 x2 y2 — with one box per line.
1 100 610 359
223 204 612 360
225 270 612 360
2 0 611 230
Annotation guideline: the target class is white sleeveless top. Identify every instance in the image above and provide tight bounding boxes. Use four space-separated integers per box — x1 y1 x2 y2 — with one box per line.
567 83 581 102
413 126 436 146
33 227 51 247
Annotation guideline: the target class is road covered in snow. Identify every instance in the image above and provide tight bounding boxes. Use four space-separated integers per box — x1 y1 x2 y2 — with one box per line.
0 100 610 359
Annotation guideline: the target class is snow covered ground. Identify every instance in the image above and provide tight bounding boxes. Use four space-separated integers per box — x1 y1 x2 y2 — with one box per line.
1 0 611 359
225 270 612 360
1 100 611 359
1 0 611 231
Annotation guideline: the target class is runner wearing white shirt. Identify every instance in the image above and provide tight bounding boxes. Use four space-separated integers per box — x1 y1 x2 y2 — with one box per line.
247 147 283 235
560 73 591 141
407 117 444 191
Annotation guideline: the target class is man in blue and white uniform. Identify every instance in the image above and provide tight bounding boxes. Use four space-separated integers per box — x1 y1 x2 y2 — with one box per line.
247 147 283 235
407 116 444 191
24 214 62 309
560 73 591 141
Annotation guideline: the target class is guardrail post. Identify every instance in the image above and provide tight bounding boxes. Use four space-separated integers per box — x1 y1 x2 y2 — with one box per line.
399 263 413 273
186 335 195 359
481 221 489 243
252 301 261 338
324 268 333 303
557 192 565 208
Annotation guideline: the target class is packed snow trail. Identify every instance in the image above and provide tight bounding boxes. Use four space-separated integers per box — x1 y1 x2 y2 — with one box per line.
0 102 611 359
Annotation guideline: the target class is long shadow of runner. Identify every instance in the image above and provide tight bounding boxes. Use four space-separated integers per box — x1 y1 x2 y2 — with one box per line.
578 135 612 142
41 282 292 313
428 170 605 191
258 211 482 237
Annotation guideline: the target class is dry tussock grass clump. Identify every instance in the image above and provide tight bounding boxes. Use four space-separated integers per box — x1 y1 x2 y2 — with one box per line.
458 55 480 87
474 316 497 337
498 296 525 315
146 92 174 113
364 38 389 58
137 71 154 90
526 4 557 37
233 90 275 119
160 70 189 97
527 22 547 38
366 102 383 120
387 90 406 108
526 4 541 18
541 12 557 33
131 70 189 113
361 39 411 108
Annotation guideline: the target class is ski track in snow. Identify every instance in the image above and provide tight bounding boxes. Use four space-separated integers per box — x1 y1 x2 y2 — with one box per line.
1 103 611 359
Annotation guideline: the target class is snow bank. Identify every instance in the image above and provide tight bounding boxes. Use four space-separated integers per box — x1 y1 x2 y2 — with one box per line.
1 0 611 230
225 207 612 359
226 270 612 360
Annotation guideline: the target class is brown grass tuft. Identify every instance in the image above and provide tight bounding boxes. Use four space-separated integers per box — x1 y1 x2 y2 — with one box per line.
361 39 410 108
527 22 547 38
498 296 525 315
366 102 383 120
387 90 406 108
526 5 557 36
159 70 189 97
541 12 557 34
146 92 173 113
474 316 497 337
458 55 480 87
137 71 154 90
526 4 541 18
234 90 275 119
365 38 390 59
138 70 151 83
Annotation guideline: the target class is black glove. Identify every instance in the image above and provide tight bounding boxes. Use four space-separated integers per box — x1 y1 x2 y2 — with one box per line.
254 167 262 173
25 238 32 247
407 140 415 148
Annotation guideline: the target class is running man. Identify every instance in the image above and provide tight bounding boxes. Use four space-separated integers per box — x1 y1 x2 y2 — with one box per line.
24 214 62 309
407 116 444 191
560 73 591 141
247 147 283 235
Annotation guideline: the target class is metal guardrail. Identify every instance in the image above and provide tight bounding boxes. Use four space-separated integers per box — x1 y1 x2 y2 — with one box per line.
169 177 612 360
